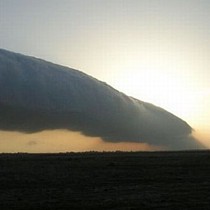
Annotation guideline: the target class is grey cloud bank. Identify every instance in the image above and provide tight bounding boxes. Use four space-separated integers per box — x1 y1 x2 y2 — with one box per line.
0 49 204 150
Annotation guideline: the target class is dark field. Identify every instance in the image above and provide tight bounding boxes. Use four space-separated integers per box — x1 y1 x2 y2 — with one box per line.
0 151 210 210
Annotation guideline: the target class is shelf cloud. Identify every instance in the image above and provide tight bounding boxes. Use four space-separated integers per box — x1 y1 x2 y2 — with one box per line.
0 49 204 150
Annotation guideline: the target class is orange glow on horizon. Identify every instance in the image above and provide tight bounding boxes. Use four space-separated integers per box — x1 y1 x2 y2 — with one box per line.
0 130 161 153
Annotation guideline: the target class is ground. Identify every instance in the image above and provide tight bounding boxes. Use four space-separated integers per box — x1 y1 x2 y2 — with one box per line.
0 151 210 209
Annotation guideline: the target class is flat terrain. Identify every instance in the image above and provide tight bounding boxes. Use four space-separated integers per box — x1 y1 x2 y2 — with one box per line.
0 151 210 209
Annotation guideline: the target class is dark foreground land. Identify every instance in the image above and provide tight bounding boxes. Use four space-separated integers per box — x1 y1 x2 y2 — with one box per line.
0 151 210 210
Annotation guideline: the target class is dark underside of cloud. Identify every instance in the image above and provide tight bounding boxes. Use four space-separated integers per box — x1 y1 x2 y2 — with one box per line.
0 49 205 150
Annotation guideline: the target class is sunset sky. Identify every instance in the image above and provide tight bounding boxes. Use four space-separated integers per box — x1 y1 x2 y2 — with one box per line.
0 0 210 152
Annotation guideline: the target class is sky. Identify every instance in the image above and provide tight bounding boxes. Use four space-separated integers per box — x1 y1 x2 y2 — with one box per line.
0 0 210 152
